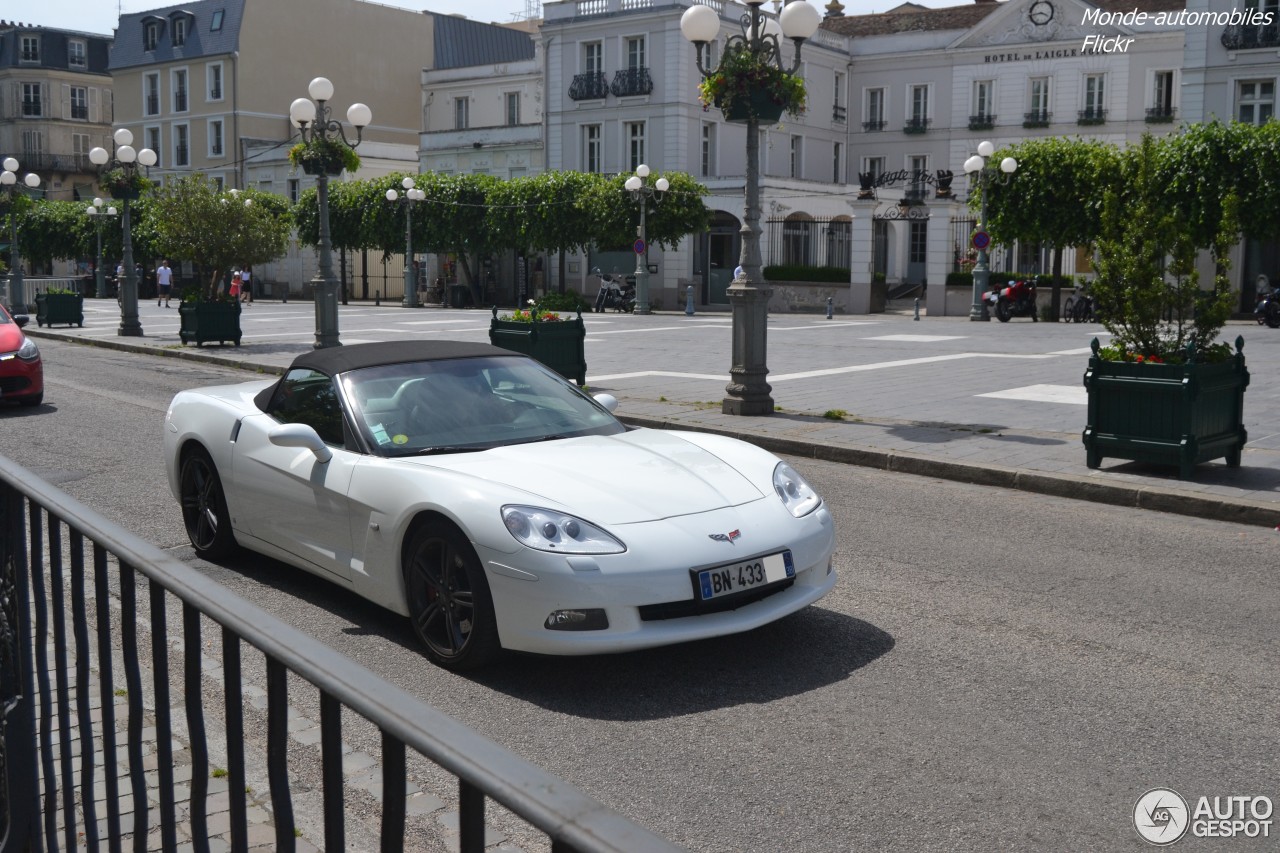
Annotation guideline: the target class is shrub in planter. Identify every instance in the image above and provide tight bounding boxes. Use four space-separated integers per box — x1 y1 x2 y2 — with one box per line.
1082 137 1245 478
179 295 242 347
35 289 84 327
489 303 586 385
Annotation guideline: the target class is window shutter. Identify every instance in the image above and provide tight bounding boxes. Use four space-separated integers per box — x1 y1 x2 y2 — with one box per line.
62 83 72 120
89 86 99 123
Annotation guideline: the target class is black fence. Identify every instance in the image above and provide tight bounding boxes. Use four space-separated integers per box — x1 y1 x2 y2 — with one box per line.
764 217 853 270
0 455 680 853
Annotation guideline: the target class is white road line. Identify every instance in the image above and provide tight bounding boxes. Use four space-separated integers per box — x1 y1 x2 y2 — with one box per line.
589 370 729 382
978 384 1088 405
865 334 966 342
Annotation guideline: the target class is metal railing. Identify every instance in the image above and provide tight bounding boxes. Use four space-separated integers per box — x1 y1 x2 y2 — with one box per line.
0 455 681 853
610 67 653 97
569 71 610 101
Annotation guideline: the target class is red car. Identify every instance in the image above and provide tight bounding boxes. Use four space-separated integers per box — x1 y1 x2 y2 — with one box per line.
0 302 43 407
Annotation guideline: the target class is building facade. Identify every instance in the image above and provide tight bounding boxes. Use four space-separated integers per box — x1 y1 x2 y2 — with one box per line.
0 21 115 201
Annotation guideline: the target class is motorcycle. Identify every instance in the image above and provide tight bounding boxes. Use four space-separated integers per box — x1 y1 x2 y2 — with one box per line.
1255 288 1280 328
592 269 636 313
983 279 1038 322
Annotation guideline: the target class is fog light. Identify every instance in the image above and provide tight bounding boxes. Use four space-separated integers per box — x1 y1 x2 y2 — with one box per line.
544 609 609 631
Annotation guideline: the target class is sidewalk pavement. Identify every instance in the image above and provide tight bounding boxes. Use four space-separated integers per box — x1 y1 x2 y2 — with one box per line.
25 297 1280 529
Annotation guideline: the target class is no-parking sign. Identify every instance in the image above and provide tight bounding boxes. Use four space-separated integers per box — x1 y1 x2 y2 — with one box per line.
972 230 991 251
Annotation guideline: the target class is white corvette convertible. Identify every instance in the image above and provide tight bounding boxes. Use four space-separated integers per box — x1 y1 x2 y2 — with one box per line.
164 341 837 670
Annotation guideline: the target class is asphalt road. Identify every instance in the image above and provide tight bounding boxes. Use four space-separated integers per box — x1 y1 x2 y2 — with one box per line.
6 339 1279 852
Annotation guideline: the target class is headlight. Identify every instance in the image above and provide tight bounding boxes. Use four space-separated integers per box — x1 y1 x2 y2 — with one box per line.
773 461 821 517
17 337 39 363
501 505 625 554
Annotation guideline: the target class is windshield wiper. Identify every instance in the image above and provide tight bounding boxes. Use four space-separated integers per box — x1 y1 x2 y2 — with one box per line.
408 445 493 456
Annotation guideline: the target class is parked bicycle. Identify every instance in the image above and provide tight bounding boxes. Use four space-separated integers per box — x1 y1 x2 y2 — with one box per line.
1062 286 1097 323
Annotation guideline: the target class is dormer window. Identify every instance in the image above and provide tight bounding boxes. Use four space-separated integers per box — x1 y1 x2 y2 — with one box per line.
144 21 160 51
173 17 188 46
20 34 39 63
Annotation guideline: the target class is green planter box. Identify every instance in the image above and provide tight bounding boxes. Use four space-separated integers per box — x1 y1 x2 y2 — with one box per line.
35 292 84 327
489 309 586 385
179 301 242 347
1082 337 1249 480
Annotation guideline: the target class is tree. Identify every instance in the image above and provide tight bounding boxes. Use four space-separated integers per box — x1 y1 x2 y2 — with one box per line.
149 175 291 296
980 136 1121 319
12 200 93 268
1091 135 1236 360
582 171 711 251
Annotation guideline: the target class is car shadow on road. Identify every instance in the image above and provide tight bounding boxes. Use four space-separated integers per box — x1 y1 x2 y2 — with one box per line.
473 607 895 720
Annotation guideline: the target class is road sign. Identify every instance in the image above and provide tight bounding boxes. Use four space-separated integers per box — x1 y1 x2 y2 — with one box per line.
972 230 991 251
633 238 646 255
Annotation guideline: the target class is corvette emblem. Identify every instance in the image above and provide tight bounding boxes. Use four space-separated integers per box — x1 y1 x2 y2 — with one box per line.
709 530 742 543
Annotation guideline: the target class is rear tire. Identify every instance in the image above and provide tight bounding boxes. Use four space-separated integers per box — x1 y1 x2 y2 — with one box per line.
1062 296 1075 322
179 447 237 559
995 299 1012 322
403 520 501 671
1266 302 1280 329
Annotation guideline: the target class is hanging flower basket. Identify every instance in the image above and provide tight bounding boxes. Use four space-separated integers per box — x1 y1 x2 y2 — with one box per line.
698 43 806 123
289 140 360 176
99 168 149 200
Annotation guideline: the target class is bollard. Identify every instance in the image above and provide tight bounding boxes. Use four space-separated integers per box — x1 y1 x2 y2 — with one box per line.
826 296 833 320
282 289 288 304
375 290 381 306
914 297 920 321
685 285 695 315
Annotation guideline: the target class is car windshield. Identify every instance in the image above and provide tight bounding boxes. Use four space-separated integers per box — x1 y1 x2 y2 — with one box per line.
341 355 625 457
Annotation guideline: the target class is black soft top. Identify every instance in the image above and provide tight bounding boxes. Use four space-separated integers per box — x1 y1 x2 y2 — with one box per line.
253 340 521 411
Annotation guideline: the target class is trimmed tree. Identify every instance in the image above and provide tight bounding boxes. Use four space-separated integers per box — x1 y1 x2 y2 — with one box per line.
980 136 1121 319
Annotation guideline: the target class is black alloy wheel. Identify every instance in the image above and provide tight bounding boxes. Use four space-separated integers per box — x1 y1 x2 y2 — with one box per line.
404 521 500 671
1266 301 1280 329
179 448 237 559
995 298 1012 322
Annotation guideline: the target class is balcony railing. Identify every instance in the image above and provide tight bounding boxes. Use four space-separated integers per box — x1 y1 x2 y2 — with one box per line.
146 94 160 116
1222 23 1280 49
1077 108 1107 125
1023 110 1051 128
968 113 996 130
610 67 653 97
71 104 89 121
1145 106 1177 123
862 118 886 132
833 104 847 123
175 144 189 166
903 117 931 134
6 152 93 172
569 71 609 101
175 89 188 112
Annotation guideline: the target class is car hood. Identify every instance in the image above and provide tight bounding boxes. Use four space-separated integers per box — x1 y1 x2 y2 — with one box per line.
407 429 766 524
0 325 25 354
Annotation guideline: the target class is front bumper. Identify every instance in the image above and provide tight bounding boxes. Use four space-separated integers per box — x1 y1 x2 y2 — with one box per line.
480 501 837 656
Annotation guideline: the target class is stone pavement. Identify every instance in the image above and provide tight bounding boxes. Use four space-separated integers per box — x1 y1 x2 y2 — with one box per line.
24 296 1280 529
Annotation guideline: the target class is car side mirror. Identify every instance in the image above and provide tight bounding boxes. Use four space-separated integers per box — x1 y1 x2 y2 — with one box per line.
13 314 29 328
593 393 618 413
268 423 333 463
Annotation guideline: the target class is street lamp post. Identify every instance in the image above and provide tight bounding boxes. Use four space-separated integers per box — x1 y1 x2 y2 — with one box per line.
2 158 42 313
85 198 118 298
288 76 372 348
623 165 669 316
963 140 1018 322
88 129 157 337
386 177 425 308
682 0 821 415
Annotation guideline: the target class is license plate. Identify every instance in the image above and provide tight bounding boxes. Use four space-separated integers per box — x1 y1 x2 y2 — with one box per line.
695 551 794 601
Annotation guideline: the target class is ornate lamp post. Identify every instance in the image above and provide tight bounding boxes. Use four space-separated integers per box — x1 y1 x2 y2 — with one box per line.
682 0 821 415
623 165 669 316
2 158 42 313
89 129 157 337
963 140 1017 321
85 198 118 298
386 177 425 308
288 76 371 348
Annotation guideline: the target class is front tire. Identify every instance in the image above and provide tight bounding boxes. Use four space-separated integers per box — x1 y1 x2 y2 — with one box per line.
1266 302 1280 329
403 520 501 671
179 447 237 559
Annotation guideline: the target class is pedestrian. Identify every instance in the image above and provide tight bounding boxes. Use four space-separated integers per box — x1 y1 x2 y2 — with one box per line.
229 271 242 301
115 261 125 303
156 259 174 307
734 264 745 280
240 265 253 305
